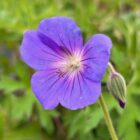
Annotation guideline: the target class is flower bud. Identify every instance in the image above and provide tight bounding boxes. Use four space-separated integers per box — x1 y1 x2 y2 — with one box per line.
107 72 127 108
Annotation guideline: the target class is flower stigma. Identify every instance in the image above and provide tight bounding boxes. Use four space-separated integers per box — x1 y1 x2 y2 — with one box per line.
67 54 81 71
56 51 83 78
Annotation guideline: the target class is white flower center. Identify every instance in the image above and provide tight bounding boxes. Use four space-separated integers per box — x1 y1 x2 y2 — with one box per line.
56 52 82 77
66 55 81 72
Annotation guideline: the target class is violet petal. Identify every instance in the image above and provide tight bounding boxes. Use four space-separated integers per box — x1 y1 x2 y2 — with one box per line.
38 16 83 52
82 34 112 82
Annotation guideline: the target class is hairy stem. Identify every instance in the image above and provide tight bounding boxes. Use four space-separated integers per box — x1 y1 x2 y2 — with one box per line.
108 62 116 73
99 94 118 140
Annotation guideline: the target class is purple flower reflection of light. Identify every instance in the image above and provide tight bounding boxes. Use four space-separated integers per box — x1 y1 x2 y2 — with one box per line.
20 16 112 110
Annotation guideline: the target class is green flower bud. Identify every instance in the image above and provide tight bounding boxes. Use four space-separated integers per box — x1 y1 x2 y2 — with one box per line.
107 72 127 108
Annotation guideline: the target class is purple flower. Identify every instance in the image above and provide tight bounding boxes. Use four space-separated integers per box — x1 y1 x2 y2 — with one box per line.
20 16 112 110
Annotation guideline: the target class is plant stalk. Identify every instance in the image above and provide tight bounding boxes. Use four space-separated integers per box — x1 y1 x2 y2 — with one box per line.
108 62 116 73
99 94 118 140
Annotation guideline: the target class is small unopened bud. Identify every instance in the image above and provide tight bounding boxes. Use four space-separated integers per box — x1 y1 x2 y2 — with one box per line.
107 72 127 108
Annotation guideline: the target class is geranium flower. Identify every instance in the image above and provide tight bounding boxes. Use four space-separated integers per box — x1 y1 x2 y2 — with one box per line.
20 16 112 110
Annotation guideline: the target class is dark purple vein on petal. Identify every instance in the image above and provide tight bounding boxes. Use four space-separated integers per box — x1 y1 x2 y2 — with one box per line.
46 77 62 93
79 71 88 86
81 57 96 62
38 32 65 59
38 72 58 90
52 73 70 97
82 46 94 57
84 76 96 83
55 27 72 56
41 48 64 60
61 72 75 101
82 63 92 70
66 27 73 53
69 75 75 107
77 72 82 97
38 58 59 62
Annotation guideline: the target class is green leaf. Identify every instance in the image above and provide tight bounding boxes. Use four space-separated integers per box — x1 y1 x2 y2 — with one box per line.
84 107 103 133
0 109 5 139
0 76 25 93
10 89 36 121
37 103 59 134
4 123 41 140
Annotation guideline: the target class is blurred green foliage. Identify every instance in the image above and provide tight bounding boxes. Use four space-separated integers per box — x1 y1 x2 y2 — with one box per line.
0 0 140 140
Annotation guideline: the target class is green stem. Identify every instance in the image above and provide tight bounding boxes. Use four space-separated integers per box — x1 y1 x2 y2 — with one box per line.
108 62 116 73
99 95 118 140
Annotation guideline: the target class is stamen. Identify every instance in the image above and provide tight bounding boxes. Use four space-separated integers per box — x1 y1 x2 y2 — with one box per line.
56 51 82 77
